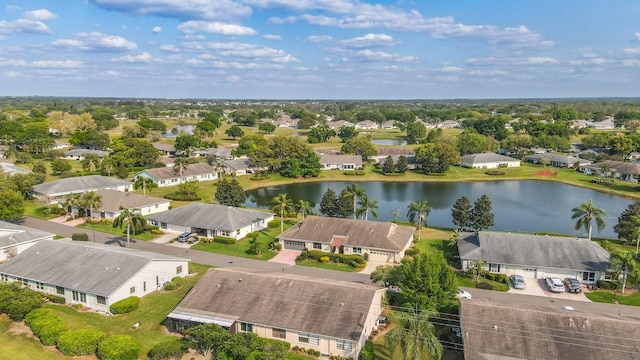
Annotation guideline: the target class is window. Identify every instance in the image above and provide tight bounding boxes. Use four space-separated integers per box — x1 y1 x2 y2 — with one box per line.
583 272 596 282
130 286 136 294
240 322 253 333
143 282 146 292
20 278 28 286
353 247 362 255
313 242 322 250
176 266 183 275
298 333 319 345
272 328 286 339
156 276 159 287
489 263 501 273
56 286 65 295
160 222 167 229
36 282 44 290
97 296 106 305
0 274 7 282
337 339 352 351
72 291 86 303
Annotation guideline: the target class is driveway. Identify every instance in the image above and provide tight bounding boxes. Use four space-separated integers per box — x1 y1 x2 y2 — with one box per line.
268 249 301 266
508 277 590 302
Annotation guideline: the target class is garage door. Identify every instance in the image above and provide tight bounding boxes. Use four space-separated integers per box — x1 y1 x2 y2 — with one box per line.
283 240 306 250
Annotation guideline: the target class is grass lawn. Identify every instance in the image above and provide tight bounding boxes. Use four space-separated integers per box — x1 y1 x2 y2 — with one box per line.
296 259 359 272
76 222 158 241
585 290 640 306
0 315 70 360
23 201 61 220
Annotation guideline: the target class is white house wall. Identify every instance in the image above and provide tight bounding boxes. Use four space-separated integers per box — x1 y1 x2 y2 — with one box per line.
108 260 188 307
461 260 603 284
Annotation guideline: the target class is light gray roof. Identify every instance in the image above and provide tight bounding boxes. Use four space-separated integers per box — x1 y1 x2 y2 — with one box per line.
92 189 169 213
457 231 610 272
582 161 640 175
460 152 521 164
0 240 188 296
376 147 415 156
223 158 252 171
193 147 232 158
64 149 109 158
279 216 414 251
147 203 274 231
525 153 588 165
33 175 131 196
138 163 216 181
172 268 383 341
320 154 363 165
0 221 54 249
0 162 31 175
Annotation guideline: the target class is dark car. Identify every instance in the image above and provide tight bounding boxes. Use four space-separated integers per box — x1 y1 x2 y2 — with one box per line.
564 278 582 293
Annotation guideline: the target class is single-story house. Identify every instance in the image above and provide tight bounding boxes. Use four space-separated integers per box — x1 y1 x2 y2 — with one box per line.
371 148 417 169
278 216 415 264
380 120 397 129
588 118 615 130
222 158 267 176
32 175 132 204
0 221 54 262
146 202 274 240
319 154 363 170
135 163 218 187
578 160 640 182
153 142 177 156
327 120 354 130
69 189 171 219
0 240 189 313
436 120 460 129
63 149 109 160
166 268 384 360
457 231 611 284
460 153 521 169
355 120 378 130
192 147 232 160
460 297 640 360
0 160 31 176
524 153 589 168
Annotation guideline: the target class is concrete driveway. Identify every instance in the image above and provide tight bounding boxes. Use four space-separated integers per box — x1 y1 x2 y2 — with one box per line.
269 249 301 265
508 277 590 302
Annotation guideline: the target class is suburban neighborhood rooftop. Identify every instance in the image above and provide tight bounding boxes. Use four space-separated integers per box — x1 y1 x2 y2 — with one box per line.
92 189 169 213
147 202 274 231
138 162 216 181
0 221 54 249
32 175 131 196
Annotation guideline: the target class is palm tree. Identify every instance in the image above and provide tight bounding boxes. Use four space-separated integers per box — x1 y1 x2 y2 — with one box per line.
342 183 366 220
386 308 443 360
407 201 431 241
610 251 637 293
113 208 147 248
392 208 401 223
63 193 81 219
133 176 156 196
571 199 607 240
271 193 294 233
356 193 379 221
80 191 102 220
295 199 314 220
173 158 189 183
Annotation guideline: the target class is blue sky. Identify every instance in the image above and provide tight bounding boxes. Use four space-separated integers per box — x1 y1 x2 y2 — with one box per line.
1 1 639 99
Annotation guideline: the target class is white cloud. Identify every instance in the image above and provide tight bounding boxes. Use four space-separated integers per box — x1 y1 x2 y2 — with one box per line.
206 41 299 62
52 32 137 52
0 18 51 34
622 59 640 67
306 35 333 43
242 0 355 13
152 26 162 33
227 75 241 82
624 47 640 55
0 58 83 68
91 0 252 21
262 34 282 40
635 32 640 41
111 52 153 63
177 20 257 36
160 44 180 52
527 57 558 64
337 33 394 49
440 65 463 73
23 9 57 21
6 5 20 11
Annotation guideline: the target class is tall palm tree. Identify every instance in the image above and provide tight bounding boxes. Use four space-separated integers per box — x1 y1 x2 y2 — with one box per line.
295 199 314 220
342 183 366 219
271 193 294 233
80 191 102 220
113 208 147 248
173 158 189 183
133 176 156 196
63 193 81 219
571 199 607 240
392 208 401 223
386 308 443 360
407 201 431 241
610 251 637 293
356 193 379 221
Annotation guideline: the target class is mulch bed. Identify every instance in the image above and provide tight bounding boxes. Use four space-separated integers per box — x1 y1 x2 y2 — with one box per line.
534 169 557 177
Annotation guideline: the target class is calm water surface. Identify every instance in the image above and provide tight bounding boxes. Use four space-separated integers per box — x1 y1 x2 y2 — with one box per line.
245 181 634 238
370 139 408 146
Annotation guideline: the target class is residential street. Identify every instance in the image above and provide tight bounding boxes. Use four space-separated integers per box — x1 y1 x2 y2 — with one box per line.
20 217 373 284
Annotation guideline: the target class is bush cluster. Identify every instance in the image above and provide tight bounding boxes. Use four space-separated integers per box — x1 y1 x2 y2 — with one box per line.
360 340 375 360
213 236 237 244
404 247 420 257
71 232 89 241
164 193 201 201
291 346 321 357
109 296 140 315
43 293 66 304
0 282 44 320
97 335 140 360
476 282 493 290
57 329 105 356
484 273 508 284
597 280 620 290
24 308 68 346
163 276 184 291
297 250 366 269
147 338 188 360
485 169 505 176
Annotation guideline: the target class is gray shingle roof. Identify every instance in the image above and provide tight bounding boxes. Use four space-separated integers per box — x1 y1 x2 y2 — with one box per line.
93 189 169 213
173 268 382 341
279 216 414 251
223 158 252 171
457 231 610 272
0 240 188 296
582 160 640 175
320 154 363 165
460 152 520 164
147 203 274 231
525 153 587 165
138 163 216 181
32 175 131 196
0 221 54 249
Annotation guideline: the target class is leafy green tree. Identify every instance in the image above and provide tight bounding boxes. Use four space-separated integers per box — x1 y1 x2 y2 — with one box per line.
451 196 473 230
571 199 607 240
396 155 408 173
337 188 355 218
342 183 366 219
609 136 635 158
109 137 159 167
8 173 44 199
248 236 263 255
457 130 488 155
382 156 396 174
133 176 156 196
32 161 47 174
177 180 199 197
81 153 100 172
271 193 294 233
113 208 146 248
21 122 54 154
614 203 640 255
215 177 246 207
0 187 24 221
280 158 301 177
258 122 276 134
340 136 377 161
407 201 431 241
307 123 335 143
295 199 314 220
100 156 116 177
174 134 200 154
51 159 72 175
225 125 245 139
357 193 379 221
398 253 456 310
369 265 402 287
80 191 102 219
609 251 638 293
184 323 231 358
319 188 338 217
63 193 82 219
386 308 443 360
337 125 358 143
233 134 267 157
406 121 426 144
414 142 459 173
471 195 495 231
300 150 321 177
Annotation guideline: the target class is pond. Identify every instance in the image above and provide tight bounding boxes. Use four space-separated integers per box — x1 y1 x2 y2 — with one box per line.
162 125 195 138
370 139 408 146
245 180 635 238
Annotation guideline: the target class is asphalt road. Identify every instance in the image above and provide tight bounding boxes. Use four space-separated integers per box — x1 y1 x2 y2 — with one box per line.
20 217 373 284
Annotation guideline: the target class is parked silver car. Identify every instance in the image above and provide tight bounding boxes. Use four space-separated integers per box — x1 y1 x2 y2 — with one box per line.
509 274 526 289
545 277 565 293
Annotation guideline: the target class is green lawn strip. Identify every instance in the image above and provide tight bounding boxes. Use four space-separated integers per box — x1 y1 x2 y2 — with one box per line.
23 201 60 220
295 259 358 272
76 222 157 241
585 291 640 306
592 238 638 254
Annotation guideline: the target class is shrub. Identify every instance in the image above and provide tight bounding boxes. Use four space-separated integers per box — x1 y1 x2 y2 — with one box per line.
97 335 140 360
71 232 89 241
57 329 105 356
363 252 369 261
147 338 188 360
404 247 420 257
269 241 282 252
171 276 184 285
484 273 496 281
163 282 178 291
213 236 237 244
299 250 366 268
25 308 68 346
476 282 493 290
163 192 201 201
495 273 509 284
0 282 44 321
44 293 66 304
247 232 260 239
109 296 140 315
307 348 321 356
360 341 375 360
597 280 620 290
268 219 281 228
320 256 330 263
485 169 505 176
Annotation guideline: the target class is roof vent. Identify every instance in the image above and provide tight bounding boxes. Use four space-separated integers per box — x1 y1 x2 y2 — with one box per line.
493 325 498 330
217 284 221 288
238 278 243 282
116 267 120 271
340 302 344 306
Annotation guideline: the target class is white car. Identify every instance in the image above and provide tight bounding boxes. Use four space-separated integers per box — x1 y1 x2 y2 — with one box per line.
456 288 472 299
545 277 565 293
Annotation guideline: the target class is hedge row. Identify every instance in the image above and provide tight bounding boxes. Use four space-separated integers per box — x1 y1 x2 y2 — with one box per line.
0 282 44 320
164 193 201 201
597 280 620 290
213 236 237 244
44 293 66 304
97 335 140 360
163 276 184 291
148 338 188 360
25 308 68 346
484 273 508 284
297 250 366 268
109 296 140 315
57 329 106 356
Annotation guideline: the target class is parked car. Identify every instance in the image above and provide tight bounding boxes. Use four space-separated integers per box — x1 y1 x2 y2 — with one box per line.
509 274 526 289
177 231 191 242
457 288 472 299
563 278 582 293
545 277 565 293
